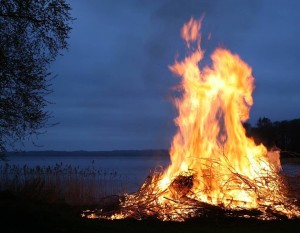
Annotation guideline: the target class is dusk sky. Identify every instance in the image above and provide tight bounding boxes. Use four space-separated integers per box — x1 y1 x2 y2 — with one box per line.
25 0 300 151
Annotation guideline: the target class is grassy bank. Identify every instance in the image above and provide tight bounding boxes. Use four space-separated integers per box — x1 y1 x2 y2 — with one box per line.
1 191 300 233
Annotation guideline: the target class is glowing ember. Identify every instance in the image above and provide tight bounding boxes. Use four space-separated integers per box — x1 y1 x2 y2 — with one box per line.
83 18 300 221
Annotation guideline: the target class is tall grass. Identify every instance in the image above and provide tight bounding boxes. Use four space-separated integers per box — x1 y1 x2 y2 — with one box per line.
0 162 128 205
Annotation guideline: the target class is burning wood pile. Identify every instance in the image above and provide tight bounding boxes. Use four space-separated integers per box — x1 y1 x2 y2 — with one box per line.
82 18 300 221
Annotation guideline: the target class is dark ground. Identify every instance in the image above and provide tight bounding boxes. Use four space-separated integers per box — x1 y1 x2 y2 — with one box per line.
0 191 299 233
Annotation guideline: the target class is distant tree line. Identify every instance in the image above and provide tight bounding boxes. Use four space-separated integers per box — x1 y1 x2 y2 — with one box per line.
244 117 300 156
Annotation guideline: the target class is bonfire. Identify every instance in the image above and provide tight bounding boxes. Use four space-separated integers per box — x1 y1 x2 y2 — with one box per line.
83 18 300 221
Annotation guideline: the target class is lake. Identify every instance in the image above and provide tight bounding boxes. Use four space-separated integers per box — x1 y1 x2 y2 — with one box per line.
2 150 171 193
1 150 299 193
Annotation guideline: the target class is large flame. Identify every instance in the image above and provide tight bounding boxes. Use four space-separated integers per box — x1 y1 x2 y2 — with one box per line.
84 18 299 221
160 17 275 207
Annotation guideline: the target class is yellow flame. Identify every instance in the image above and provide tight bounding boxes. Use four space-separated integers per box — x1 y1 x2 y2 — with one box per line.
159 17 287 209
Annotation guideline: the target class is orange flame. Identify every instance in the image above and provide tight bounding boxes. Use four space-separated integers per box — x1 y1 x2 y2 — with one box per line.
160 17 279 208
153 17 299 218
84 17 300 221
180 17 202 48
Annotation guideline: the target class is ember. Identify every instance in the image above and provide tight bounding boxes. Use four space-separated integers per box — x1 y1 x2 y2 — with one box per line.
83 18 300 221
170 173 194 198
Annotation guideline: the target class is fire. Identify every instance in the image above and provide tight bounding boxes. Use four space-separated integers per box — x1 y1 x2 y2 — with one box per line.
163 17 276 208
83 18 300 221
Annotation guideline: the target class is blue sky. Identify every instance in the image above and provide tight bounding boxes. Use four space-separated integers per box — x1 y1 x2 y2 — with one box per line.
25 0 300 151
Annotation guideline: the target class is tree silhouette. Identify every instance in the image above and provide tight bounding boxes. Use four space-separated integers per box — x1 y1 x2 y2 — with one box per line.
246 117 300 156
0 0 73 156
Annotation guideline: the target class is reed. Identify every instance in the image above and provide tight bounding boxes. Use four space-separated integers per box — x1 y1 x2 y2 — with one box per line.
0 162 128 205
